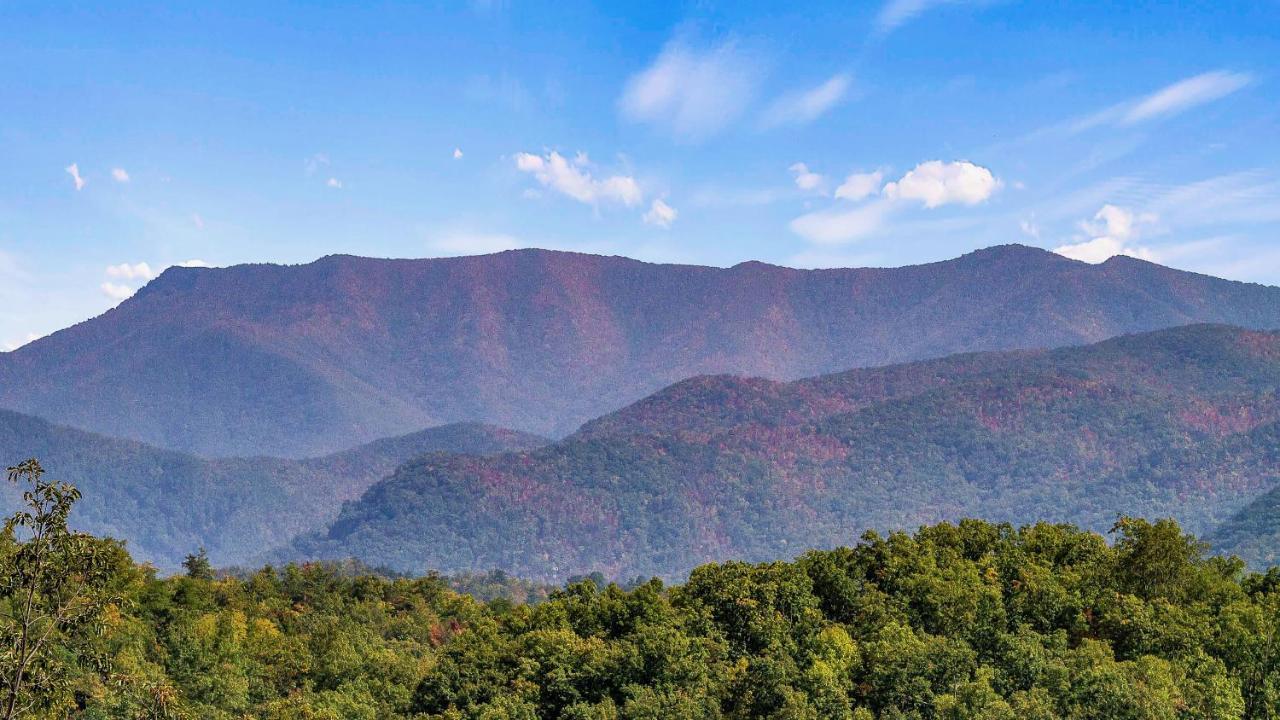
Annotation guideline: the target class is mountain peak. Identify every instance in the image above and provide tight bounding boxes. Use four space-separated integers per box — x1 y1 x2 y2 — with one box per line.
957 243 1065 264
4 244 1278 456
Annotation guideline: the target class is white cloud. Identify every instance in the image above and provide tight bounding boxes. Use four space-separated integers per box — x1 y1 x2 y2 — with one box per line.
514 150 642 207
105 262 157 281
1080 204 1142 241
882 160 1000 208
790 163 825 192
2 332 42 352
761 74 851 127
875 0 971 35
65 163 85 191
327 177 343 189
101 260 210 306
1122 71 1252 125
643 199 678 229
1053 204 1157 263
111 167 130 183
834 170 884 201
1053 236 1148 264
790 160 999 245
192 213 205 230
100 261 164 302
789 200 892 245
99 282 135 302
453 148 464 159
429 232 520 256
619 39 760 140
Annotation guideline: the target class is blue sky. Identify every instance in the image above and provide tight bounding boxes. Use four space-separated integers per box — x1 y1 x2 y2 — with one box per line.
1 1 1278 348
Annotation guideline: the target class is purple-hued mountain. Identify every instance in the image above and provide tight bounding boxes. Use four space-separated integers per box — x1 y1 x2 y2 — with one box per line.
2 244 1279 457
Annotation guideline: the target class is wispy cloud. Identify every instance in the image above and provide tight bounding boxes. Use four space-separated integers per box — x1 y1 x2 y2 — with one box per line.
1145 171 1280 227
111 167 130 183
980 70 1256 166
761 74 851 128
643 199 679 229
688 185 790 209
1019 217 1041 239
326 177 343 189
65 163 85 191
1066 70 1253 135
1122 71 1252 125
514 150 642 207
790 200 893 245
466 73 533 112
875 0 978 35
305 153 329 175
619 38 761 141
453 148 464 160
834 170 884 202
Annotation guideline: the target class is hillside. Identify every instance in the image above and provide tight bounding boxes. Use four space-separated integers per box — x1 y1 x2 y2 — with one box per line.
3 245 1280 456
287 325 1280 580
1209 481 1280 569
0 412 545 569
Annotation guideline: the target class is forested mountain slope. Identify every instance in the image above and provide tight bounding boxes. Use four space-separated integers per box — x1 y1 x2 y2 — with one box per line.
0 412 544 569
1210 481 1280 569
288 325 1280 580
3 245 1279 456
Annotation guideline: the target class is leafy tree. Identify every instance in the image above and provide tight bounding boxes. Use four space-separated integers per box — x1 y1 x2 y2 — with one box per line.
0 459 120 719
181 549 214 581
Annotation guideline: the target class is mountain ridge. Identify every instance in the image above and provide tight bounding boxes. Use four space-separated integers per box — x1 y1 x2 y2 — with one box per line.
0 411 546 569
4 244 1280 457
285 324 1280 580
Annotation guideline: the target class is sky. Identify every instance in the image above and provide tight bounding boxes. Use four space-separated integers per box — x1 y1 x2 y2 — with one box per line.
1 1 1278 349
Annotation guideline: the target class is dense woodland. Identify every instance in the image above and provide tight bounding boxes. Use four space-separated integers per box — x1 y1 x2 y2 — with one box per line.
0 415 545 570
4 325 1280 579
4 463 1280 719
291 325 1280 580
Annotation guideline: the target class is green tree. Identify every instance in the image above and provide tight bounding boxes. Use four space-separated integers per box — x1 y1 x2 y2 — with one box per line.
182 548 214 581
1 459 121 719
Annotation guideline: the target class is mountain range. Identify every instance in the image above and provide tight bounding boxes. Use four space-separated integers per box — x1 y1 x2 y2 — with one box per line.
0 412 544 569
286 324 1280 580
3 245 1280 457
2 245 1279 578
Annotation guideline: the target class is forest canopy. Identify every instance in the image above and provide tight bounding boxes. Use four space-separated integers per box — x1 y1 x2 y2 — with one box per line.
2 463 1279 719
